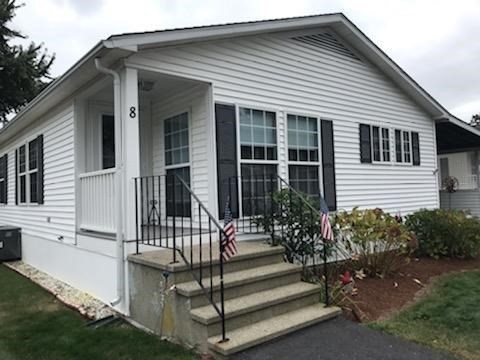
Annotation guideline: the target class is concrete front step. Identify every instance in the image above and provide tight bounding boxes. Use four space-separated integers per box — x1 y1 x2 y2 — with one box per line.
128 238 284 283
176 262 302 307
208 304 342 357
191 282 322 336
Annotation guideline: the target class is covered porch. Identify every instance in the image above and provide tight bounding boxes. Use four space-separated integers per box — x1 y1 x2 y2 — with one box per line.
74 66 218 242
436 117 480 216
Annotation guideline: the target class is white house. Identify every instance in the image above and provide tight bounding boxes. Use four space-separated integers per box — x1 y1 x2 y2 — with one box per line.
0 13 475 354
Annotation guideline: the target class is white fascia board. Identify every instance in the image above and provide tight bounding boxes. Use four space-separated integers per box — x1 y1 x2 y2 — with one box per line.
105 14 345 49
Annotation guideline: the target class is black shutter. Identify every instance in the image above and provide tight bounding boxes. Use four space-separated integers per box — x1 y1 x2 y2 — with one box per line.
359 124 372 163
37 134 44 204
215 104 239 218
2 154 7 204
412 132 420 166
321 119 337 211
15 149 18 205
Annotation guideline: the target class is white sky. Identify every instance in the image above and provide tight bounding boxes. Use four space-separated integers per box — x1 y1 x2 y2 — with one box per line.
10 0 480 121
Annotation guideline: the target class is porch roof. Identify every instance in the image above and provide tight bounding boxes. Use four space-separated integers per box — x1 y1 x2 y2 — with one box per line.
436 116 480 154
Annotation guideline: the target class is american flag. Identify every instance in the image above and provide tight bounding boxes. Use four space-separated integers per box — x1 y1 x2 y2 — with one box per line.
222 199 237 261
319 196 333 241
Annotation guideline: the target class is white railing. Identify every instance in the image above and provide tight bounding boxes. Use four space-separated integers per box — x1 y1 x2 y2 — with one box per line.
457 174 478 190
79 168 116 233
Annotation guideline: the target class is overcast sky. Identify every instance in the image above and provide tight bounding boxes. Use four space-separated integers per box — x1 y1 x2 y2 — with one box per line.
10 0 480 121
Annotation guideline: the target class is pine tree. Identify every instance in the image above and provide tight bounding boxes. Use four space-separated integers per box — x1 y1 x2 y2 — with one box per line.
0 0 55 124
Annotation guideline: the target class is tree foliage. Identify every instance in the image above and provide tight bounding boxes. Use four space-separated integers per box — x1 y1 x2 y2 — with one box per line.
0 0 55 123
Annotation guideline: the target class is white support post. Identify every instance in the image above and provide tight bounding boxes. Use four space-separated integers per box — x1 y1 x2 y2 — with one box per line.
121 67 140 242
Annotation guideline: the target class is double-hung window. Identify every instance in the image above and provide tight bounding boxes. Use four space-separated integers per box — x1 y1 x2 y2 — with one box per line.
239 107 278 216
395 129 417 164
164 112 191 217
287 114 320 197
17 135 43 204
371 126 390 162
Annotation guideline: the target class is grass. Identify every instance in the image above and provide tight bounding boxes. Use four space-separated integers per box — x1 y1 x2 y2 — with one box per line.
0 264 196 360
371 270 480 360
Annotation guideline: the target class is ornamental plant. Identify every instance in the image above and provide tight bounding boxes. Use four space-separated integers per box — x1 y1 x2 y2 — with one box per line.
334 207 415 277
253 189 326 270
405 209 480 259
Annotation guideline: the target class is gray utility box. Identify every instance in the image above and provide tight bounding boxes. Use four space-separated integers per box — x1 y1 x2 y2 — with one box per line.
0 226 21 261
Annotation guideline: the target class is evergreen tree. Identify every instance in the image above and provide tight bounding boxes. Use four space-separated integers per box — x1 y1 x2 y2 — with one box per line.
0 0 55 124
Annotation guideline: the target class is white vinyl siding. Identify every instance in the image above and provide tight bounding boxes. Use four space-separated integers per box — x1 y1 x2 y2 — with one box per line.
132 27 438 214
0 104 75 243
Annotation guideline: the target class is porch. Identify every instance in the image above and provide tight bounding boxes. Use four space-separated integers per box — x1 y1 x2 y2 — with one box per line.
75 67 217 239
436 118 480 216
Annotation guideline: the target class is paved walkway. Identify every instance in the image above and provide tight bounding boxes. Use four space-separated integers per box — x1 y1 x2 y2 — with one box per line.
233 318 454 360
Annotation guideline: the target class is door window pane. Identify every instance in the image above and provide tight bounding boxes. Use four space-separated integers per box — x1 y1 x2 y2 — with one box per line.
166 167 191 217
164 112 189 166
102 115 115 169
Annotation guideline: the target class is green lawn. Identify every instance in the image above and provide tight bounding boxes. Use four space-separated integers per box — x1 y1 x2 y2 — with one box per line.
371 271 480 360
0 265 196 360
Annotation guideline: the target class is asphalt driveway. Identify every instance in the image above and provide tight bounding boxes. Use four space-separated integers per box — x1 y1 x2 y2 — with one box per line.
232 317 454 360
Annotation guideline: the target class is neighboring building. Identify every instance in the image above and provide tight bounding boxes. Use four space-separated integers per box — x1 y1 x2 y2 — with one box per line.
436 118 480 216
0 13 475 354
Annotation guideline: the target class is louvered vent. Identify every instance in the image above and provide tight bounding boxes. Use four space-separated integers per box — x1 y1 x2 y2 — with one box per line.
291 32 361 62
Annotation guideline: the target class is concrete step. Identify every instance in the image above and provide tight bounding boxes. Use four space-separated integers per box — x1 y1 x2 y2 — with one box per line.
128 239 285 283
208 304 341 357
191 282 322 336
176 262 302 308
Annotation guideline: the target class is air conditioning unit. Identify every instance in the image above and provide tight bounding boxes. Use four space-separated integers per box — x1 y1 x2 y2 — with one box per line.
0 226 21 261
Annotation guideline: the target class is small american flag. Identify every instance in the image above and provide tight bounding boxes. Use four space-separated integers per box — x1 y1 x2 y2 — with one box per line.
222 199 237 261
319 196 333 241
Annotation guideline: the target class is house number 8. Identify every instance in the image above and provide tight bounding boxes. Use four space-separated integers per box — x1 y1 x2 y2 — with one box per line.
129 106 136 118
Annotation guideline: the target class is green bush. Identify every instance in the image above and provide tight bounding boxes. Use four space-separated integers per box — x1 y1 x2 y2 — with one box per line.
253 189 324 268
405 209 480 259
334 208 414 277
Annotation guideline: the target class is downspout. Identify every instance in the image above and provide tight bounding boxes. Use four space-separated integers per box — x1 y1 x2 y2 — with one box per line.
94 58 124 308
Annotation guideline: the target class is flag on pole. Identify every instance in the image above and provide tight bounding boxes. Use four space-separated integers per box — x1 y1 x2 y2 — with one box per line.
319 196 333 241
222 199 237 261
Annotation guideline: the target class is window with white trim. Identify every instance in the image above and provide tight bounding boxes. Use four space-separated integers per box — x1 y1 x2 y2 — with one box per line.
164 112 191 217
372 126 390 162
395 129 412 164
287 114 320 197
17 136 42 204
238 107 278 216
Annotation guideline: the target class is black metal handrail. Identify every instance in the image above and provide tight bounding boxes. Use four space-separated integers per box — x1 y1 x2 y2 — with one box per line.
134 174 228 342
222 173 347 306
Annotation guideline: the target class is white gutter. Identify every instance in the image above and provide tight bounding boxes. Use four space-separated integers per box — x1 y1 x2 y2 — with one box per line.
94 58 124 308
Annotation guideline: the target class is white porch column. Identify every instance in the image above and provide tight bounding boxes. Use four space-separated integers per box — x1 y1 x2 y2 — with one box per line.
121 67 140 241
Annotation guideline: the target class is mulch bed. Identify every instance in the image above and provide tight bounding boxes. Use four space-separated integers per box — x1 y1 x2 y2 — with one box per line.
342 257 480 322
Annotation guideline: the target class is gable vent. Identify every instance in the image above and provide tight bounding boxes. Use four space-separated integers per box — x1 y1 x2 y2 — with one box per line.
291 32 362 62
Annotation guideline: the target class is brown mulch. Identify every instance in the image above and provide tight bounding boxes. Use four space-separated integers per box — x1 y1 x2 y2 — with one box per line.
342 257 480 322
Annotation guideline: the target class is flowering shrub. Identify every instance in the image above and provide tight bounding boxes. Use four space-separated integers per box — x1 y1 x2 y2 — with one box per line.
405 209 480 259
334 208 415 277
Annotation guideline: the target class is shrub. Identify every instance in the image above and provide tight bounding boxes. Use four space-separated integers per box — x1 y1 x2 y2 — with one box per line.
253 189 324 269
405 209 480 259
334 208 414 277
